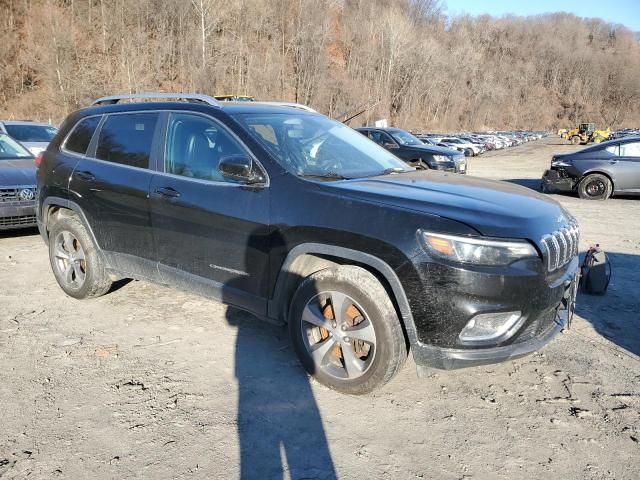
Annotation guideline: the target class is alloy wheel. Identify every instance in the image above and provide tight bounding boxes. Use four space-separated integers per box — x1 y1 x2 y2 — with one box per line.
53 231 87 289
300 291 377 381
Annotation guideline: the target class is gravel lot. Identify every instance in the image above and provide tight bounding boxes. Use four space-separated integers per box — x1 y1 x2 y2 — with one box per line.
1 136 638 479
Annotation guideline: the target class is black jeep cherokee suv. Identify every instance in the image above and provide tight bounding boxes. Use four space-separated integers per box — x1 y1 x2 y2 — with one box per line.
37 93 579 394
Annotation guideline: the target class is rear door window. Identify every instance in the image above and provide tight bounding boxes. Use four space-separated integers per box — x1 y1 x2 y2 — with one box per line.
64 116 101 155
95 113 159 168
604 145 619 156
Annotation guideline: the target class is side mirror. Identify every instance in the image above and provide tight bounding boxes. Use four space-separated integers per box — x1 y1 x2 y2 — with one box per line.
383 142 399 149
219 155 265 184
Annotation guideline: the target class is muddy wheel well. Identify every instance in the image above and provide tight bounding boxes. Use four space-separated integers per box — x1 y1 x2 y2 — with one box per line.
274 252 410 348
45 205 77 234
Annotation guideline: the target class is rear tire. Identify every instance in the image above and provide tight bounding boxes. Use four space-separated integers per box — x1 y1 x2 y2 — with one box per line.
48 215 112 299
577 173 612 200
570 136 581 145
288 266 407 395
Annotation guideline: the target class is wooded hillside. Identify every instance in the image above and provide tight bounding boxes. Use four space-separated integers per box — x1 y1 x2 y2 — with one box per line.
1 0 639 130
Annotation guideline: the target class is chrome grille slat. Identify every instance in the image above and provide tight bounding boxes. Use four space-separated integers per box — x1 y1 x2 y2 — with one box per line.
541 223 580 272
0 187 37 203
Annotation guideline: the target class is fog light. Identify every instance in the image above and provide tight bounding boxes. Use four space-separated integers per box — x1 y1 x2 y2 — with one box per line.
459 311 524 345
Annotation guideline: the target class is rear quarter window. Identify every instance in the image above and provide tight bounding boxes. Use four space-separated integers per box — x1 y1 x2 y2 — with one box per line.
64 116 101 155
95 113 159 168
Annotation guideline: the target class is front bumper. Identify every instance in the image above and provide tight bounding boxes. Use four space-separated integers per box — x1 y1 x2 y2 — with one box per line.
399 252 579 371
431 159 467 174
0 203 37 230
542 168 576 192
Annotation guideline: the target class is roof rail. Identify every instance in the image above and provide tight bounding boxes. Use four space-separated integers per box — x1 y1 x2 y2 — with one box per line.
91 92 221 107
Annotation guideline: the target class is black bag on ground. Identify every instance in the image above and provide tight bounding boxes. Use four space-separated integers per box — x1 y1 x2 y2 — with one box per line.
579 245 611 295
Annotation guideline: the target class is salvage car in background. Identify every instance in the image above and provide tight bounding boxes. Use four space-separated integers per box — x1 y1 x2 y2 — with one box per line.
542 136 640 200
0 133 37 230
0 120 58 156
355 127 467 173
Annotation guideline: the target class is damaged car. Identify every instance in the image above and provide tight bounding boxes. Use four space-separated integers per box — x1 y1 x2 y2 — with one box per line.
542 136 640 200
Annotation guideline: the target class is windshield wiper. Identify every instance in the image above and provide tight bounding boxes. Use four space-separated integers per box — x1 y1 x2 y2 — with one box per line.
299 172 350 180
381 167 408 174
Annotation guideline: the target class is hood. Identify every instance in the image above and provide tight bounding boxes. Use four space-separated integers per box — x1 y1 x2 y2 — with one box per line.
0 159 37 186
323 171 573 241
403 144 461 157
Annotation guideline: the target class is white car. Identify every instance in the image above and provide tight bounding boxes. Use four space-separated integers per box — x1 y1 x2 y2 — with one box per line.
0 121 58 156
439 137 482 156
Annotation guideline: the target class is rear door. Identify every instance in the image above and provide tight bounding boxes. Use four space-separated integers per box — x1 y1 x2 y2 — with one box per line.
615 141 640 192
69 112 160 268
149 111 270 312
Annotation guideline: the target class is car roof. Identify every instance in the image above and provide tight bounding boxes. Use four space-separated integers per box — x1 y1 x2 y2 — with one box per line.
77 100 320 117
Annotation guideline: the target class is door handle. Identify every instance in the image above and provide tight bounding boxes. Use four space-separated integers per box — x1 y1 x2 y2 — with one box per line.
609 159 618 164
75 170 95 181
153 186 181 198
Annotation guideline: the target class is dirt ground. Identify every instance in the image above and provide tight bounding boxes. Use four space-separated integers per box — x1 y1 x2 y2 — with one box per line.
1 136 638 480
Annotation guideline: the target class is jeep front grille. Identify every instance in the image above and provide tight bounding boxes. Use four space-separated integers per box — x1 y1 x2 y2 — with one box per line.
541 224 579 272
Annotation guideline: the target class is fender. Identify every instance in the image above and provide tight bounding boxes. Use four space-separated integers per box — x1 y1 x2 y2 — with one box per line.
39 196 101 248
268 242 420 346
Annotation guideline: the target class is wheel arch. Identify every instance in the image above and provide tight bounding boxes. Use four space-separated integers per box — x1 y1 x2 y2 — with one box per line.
41 197 100 248
579 170 616 191
268 243 419 347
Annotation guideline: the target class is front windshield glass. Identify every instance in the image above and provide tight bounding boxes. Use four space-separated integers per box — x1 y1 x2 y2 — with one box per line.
0 134 33 160
234 113 411 178
389 130 423 146
5 124 58 142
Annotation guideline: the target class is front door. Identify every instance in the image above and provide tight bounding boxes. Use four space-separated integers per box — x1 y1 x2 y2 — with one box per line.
149 112 271 313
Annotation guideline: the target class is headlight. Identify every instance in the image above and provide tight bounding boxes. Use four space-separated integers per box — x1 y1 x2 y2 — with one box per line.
432 155 452 163
420 231 538 266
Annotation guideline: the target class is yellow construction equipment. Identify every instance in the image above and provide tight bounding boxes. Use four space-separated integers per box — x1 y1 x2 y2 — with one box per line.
566 123 610 145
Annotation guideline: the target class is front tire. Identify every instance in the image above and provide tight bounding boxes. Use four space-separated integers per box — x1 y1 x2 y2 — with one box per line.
577 173 612 200
289 266 407 395
411 159 430 170
48 215 112 299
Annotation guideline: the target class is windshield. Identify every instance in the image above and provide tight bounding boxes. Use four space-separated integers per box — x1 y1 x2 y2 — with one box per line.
234 113 411 178
0 134 33 160
5 124 58 142
389 130 423 146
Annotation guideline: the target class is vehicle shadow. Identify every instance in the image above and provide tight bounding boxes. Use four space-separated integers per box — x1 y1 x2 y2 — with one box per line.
574 251 640 357
0 226 39 239
502 178 543 191
223 230 337 480
503 179 640 201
